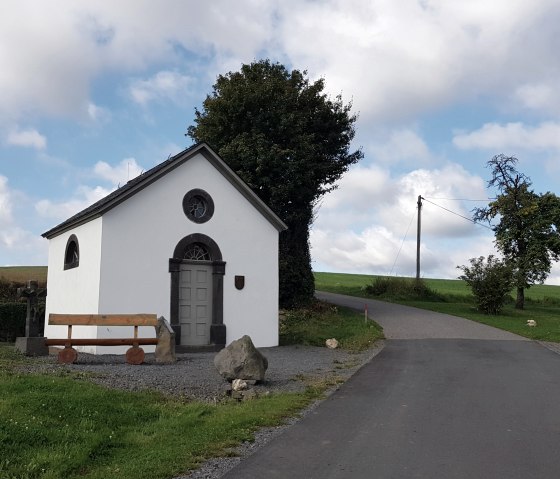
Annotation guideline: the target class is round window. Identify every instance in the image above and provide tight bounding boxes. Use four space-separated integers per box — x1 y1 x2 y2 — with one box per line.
183 189 214 223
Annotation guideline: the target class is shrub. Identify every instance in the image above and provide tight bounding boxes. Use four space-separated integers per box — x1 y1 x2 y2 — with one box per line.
364 277 443 301
0 302 26 341
0 278 20 302
458 255 514 314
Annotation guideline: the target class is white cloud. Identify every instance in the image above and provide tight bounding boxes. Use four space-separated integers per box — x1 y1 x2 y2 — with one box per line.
5 127 47 150
34 157 144 222
0 176 13 224
395 166 488 238
311 226 428 276
129 70 192 106
548 263 560 285
0 176 46 263
312 162 490 277
0 1 273 122
87 102 111 122
453 122 560 151
1 0 559 126
317 162 487 235
93 158 143 186
513 83 559 113
278 0 560 120
35 185 111 221
367 129 433 166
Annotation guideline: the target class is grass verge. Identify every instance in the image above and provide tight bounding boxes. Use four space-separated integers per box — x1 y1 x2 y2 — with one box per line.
0 345 321 479
315 271 560 342
280 301 384 351
0 304 382 479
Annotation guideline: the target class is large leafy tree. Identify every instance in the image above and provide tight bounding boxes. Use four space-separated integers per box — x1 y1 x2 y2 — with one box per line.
187 60 362 308
474 154 560 309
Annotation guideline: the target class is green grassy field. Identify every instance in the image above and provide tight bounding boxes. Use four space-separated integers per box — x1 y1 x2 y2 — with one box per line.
314 271 560 341
0 266 48 285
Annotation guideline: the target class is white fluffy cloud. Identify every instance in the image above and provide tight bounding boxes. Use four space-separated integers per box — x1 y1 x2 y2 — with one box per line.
367 129 433 166
311 226 430 277
3 1 560 123
0 176 13 224
0 1 273 121
513 83 560 114
87 102 111 123
34 157 144 221
453 122 560 151
5 127 47 150
279 0 560 120
130 70 193 106
35 185 111 221
312 161 490 277
0 176 46 261
93 158 143 186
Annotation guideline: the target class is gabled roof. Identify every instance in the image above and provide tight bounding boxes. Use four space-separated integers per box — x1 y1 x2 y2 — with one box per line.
42 143 287 239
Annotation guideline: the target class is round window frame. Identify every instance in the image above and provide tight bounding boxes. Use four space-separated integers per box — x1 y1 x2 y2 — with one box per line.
182 189 214 224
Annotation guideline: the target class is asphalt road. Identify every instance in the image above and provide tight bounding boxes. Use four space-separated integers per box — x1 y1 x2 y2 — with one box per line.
223 292 560 479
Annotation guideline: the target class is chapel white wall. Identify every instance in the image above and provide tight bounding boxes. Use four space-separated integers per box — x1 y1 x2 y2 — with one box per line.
43 218 103 353
97 152 279 348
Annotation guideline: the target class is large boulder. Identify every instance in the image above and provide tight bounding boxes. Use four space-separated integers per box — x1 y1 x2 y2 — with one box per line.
214 335 268 382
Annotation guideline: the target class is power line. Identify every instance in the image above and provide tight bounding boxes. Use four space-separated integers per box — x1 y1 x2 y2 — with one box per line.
421 197 494 231
423 197 495 202
389 207 416 276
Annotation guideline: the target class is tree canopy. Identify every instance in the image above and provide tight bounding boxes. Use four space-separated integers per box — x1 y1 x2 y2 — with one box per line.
474 154 560 309
187 60 362 308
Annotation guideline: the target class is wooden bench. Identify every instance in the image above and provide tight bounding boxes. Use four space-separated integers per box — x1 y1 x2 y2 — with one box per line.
45 314 159 365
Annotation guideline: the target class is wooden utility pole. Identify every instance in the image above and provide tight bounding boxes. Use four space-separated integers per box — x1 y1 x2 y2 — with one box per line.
416 195 422 280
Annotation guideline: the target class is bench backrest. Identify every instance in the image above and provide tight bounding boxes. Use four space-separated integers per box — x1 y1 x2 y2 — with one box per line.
49 314 158 327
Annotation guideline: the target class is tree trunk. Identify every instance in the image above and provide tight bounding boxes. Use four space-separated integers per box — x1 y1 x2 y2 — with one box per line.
515 286 525 310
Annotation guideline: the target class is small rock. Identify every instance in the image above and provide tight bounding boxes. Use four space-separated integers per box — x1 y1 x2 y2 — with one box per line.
231 390 244 400
325 338 339 349
527 319 537 327
242 389 258 400
155 317 176 363
232 379 248 391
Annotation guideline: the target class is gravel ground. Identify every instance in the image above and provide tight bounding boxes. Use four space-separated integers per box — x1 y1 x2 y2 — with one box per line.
16 342 384 479
19 343 384 402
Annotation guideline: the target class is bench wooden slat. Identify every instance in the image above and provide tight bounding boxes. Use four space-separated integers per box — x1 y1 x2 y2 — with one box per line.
49 314 158 326
45 338 159 347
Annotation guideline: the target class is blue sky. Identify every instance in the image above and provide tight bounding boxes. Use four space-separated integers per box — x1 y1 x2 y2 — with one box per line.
1 0 559 283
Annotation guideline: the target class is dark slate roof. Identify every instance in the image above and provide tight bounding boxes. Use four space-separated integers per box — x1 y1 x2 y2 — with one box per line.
42 142 287 239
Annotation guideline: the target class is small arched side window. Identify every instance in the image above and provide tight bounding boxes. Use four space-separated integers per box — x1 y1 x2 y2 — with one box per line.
64 235 80 270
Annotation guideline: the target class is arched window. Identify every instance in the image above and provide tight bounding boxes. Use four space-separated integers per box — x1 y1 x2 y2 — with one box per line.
183 243 211 261
64 235 80 270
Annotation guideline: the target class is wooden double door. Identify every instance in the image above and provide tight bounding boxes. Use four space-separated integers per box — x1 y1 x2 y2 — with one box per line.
178 263 212 346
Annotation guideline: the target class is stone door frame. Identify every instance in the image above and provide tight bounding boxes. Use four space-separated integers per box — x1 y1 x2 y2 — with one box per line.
169 233 226 350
